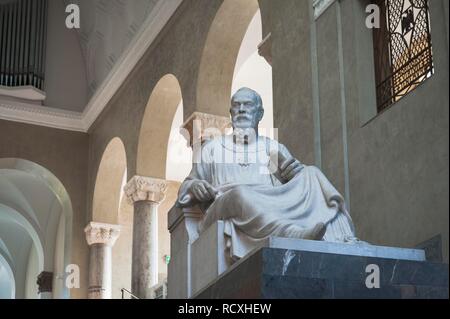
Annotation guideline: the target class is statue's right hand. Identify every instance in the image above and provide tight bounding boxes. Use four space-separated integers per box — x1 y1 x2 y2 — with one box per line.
190 180 218 202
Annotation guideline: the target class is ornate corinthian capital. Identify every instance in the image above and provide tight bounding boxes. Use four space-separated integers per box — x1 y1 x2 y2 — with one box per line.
84 222 121 246
181 112 231 147
124 175 168 204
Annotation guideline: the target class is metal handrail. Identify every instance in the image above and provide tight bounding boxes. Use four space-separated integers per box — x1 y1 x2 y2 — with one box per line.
121 288 139 299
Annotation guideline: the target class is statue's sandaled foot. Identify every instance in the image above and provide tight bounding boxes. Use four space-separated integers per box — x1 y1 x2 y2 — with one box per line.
302 222 326 240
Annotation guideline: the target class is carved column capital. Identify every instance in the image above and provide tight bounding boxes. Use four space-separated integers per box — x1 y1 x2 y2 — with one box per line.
124 176 168 204
181 112 231 147
84 222 121 246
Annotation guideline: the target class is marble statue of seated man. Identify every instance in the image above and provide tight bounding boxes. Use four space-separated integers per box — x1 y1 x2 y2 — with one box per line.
176 87 360 261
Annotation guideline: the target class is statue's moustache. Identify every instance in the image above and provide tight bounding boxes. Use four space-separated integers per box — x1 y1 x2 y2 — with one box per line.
234 115 251 121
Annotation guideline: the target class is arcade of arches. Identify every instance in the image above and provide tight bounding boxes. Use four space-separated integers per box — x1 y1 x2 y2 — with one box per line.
0 0 448 299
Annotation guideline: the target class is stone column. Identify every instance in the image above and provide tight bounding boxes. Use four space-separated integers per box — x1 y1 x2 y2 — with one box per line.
124 176 168 299
85 222 120 299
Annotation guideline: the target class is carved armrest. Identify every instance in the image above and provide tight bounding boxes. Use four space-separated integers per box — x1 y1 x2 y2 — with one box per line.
168 204 204 243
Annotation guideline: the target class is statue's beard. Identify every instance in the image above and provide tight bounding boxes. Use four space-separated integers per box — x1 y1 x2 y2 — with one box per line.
232 127 258 144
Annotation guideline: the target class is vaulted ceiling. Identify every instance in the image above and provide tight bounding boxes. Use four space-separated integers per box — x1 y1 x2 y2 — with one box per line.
1 0 162 112
0 158 73 298
62 0 158 97
0 0 182 130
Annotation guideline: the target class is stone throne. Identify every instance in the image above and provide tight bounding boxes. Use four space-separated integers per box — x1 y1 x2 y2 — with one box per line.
167 112 234 298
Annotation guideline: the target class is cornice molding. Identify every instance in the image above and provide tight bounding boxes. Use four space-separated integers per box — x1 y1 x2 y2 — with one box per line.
0 100 85 132
0 0 183 133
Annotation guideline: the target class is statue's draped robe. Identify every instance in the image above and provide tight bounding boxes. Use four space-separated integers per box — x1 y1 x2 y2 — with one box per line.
177 135 357 260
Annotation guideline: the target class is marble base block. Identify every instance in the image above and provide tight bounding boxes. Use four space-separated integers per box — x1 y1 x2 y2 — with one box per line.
193 230 448 299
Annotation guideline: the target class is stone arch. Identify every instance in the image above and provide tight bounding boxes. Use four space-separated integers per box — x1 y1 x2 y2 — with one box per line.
137 74 183 179
0 254 15 299
231 8 274 137
196 0 260 117
92 137 127 224
165 101 192 183
0 203 45 273
136 74 186 289
92 137 131 298
0 158 73 298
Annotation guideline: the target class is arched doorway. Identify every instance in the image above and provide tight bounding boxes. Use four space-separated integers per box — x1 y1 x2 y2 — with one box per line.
0 254 15 299
136 74 188 292
93 137 127 225
0 158 73 299
137 74 184 179
92 137 130 299
231 8 274 138
196 0 260 117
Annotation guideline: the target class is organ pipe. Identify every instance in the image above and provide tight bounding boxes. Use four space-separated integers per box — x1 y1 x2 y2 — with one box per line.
0 0 48 90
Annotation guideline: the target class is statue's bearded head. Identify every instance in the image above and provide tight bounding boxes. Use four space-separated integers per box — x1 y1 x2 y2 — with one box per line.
230 87 264 131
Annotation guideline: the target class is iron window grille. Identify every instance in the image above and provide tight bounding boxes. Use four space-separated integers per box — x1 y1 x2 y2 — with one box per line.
373 0 434 112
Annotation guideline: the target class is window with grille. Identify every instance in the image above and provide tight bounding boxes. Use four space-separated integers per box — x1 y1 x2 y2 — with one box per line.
373 0 434 113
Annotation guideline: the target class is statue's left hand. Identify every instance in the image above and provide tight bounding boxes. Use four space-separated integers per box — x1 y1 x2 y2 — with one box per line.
280 157 304 181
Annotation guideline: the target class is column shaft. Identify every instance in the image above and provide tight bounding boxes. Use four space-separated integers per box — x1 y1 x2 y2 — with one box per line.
132 200 158 298
84 222 120 299
124 175 168 299
88 243 112 299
